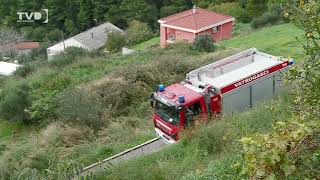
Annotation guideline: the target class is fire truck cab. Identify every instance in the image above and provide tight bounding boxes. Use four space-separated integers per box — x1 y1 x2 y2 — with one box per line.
151 48 294 143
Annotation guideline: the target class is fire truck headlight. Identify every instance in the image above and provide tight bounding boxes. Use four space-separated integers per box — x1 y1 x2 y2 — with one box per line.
178 96 185 103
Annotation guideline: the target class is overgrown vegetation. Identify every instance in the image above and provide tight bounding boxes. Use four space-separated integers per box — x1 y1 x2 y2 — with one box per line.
1 1 318 177
0 41 239 179
192 33 215 52
126 20 154 46
251 4 284 29
95 98 294 179
105 31 126 52
93 2 320 178
0 81 31 123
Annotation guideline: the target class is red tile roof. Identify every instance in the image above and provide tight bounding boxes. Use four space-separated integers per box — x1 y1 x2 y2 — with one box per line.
15 42 39 49
0 42 39 50
159 8 234 31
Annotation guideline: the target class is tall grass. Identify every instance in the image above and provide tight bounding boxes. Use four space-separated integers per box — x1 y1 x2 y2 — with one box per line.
0 44 239 179
95 97 294 179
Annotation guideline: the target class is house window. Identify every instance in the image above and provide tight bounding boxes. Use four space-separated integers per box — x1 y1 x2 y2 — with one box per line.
168 34 176 40
212 26 219 33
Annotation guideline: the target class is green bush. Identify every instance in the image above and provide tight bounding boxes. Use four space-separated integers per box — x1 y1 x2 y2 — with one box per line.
189 121 232 154
14 63 37 77
251 4 283 29
126 20 154 46
0 81 31 122
57 87 104 130
192 33 215 52
240 121 318 179
49 47 89 67
105 30 126 52
208 2 251 23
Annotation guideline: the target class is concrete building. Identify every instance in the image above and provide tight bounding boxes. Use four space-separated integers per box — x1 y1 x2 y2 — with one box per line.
47 22 122 59
158 6 235 47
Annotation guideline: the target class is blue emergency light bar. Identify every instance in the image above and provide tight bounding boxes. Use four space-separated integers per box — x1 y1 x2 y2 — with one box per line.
289 59 294 65
158 84 165 92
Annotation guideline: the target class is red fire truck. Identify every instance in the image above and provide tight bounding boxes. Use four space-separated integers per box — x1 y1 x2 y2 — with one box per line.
150 48 294 143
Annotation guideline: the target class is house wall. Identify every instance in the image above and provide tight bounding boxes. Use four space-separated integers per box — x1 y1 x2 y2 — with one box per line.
160 25 167 47
160 21 233 47
175 29 195 43
160 26 195 47
197 21 233 42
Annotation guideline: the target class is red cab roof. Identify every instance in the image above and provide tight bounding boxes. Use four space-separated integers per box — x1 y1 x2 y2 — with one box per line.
158 83 202 105
158 7 234 32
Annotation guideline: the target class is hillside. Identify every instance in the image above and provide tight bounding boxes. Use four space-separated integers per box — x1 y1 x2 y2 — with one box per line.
0 23 313 179
92 24 310 179
0 40 241 178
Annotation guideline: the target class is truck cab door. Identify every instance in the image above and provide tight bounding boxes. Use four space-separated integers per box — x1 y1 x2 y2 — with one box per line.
184 100 205 127
210 94 221 114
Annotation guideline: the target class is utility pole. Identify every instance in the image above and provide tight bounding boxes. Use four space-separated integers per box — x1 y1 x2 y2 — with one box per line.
61 31 66 51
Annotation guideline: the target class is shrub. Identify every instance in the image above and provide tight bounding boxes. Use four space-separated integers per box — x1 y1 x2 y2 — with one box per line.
14 63 37 77
192 33 215 52
188 121 232 154
49 47 90 67
251 4 283 29
105 30 126 52
239 121 317 179
57 87 104 130
208 2 251 23
126 20 154 46
0 81 31 122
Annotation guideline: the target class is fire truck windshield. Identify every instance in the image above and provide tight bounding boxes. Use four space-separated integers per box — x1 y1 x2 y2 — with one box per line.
155 100 180 126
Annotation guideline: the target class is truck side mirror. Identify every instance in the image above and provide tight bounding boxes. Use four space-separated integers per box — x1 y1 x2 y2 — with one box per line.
150 93 155 108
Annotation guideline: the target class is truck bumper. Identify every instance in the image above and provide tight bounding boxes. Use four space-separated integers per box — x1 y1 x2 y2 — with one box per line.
155 128 176 144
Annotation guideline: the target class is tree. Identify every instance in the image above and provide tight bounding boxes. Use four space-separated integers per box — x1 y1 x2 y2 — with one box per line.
119 0 159 29
77 0 94 31
0 27 25 58
246 0 268 20
284 0 320 117
105 30 126 52
0 27 25 45
31 27 46 42
45 28 63 43
93 0 109 23
0 81 31 123
126 20 154 45
64 19 77 35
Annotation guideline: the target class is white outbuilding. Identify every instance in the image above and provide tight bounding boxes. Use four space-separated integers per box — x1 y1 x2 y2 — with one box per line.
0 61 20 76
47 22 122 59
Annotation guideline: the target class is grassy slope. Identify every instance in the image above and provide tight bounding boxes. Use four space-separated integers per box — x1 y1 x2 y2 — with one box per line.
95 24 305 179
97 98 293 179
0 23 305 178
222 23 305 60
0 42 241 178
132 37 160 50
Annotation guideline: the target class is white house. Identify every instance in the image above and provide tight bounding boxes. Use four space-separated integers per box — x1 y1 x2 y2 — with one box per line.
47 22 122 59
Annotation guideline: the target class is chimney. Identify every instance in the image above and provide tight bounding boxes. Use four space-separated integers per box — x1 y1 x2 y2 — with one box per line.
193 5 197 14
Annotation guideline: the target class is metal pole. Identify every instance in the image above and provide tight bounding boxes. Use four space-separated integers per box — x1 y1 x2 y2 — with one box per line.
61 31 65 51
